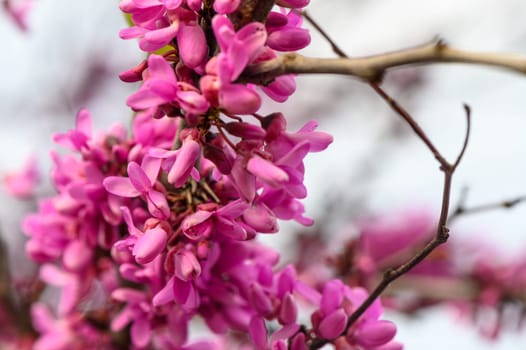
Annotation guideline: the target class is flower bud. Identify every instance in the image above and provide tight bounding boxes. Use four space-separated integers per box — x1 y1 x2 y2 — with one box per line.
316 309 347 339
174 250 202 281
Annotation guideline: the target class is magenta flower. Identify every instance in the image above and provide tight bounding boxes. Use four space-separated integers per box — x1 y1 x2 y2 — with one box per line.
114 206 167 264
266 10 311 52
119 0 180 51
39 264 80 316
3 0 33 31
172 249 202 280
148 136 201 187
31 303 76 350
353 320 398 348
181 199 249 240
200 16 267 114
2 155 40 199
276 0 310 7
103 156 170 219
111 288 154 348
53 109 92 152
127 54 209 116
213 0 240 14
177 22 207 68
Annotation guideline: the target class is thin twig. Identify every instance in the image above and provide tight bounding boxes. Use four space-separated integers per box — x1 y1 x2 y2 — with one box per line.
302 10 347 58
304 14 450 168
303 12 450 169
450 190 526 221
309 108 471 349
369 82 449 167
301 13 474 349
241 41 526 84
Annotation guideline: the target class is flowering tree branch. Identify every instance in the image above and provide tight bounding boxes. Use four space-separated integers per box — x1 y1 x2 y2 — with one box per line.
309 106 471 349
6 1 526 349
299 12 476 348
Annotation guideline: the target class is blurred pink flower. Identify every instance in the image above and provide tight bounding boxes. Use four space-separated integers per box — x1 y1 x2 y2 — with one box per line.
3 0 33 31
3 155 40 199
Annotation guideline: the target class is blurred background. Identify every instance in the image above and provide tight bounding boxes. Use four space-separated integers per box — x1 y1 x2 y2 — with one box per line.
1 0 526 348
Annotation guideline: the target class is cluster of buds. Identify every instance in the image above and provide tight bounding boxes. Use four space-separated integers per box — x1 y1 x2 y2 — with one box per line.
11 0 404 349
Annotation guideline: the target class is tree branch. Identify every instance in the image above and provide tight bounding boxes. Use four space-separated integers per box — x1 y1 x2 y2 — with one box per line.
309 109 471 349
241 40 526 84
450 188 526 221
297 13 478 349
229 0 276 29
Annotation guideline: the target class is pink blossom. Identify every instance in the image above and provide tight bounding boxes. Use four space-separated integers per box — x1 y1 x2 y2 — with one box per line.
177 23 207 68
213 0 240 14
266 10 311 52
103 156 170 219
3 0 33 31
53 109 92 151
200 16 267 114
114 206 167 264
148 136 201 187
127 54 209 116
3 155 40 199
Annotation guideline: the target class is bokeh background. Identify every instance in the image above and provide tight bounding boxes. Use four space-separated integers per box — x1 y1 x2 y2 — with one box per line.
1 0 526 348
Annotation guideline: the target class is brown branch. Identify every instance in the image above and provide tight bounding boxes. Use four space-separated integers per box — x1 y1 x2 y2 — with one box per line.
309 108 471 349
0 236 36 336
229 0 276 30
369 83 450 167
297 13 476 349
305 13 451 171
450 189 526 221
387 275 526 304
302 10 347 58
241 41 526 84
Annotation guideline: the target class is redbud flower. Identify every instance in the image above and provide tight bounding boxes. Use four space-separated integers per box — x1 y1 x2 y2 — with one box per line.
2 155 40 199
173 250 202 281
213 0 240 14
352 320 398 348
3 0 33 31
177 23 207 68
103 157 170 219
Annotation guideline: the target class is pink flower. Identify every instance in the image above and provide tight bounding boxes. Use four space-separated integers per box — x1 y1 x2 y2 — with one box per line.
3 0 33 31
53 109 92 151
127 54 209 116
114 206 168 264
173 249 202 281
3 155 40 199
352 320 398 348
177 23 207 68
148 136 201 187
200 16 267 114
39 264 80 316
181 199 249 240
266 10 311 52
276 0 310 8
103 156 170 219
213 0 240 14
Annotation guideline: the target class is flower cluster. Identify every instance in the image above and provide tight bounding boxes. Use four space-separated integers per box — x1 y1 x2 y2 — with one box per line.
314 209 526 340
17 0 404 349
119 0 310 116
